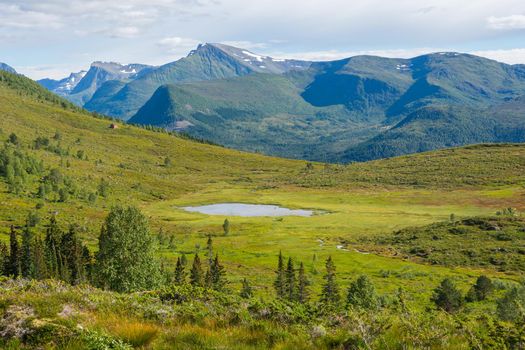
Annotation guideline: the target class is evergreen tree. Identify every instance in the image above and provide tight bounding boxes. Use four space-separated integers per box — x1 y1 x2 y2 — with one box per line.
8 226 21 277
466 275 493 302
285 257 296 301
274 251 286 299
44 216 63 279
32 236 47 280
180 253 188 266
222 219 230 236
431 278 464 313
210 254 226 291
8 133 19 145
320 256 340 307
61 224 86 285
190 253 204 287
297 262 310 303
206 235 214 267
346 275 379 310
81 246 93 284
240 278 253 299
21 224 35 278
95 206 161 292
204 236 214 288
173 256 186 285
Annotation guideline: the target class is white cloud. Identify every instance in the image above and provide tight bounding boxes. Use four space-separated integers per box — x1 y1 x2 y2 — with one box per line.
487 15 525 30
270 48 449 62
471 48 525 64
110 26 141 38
0 4 62 29
220 41 268 50
157 37 202 53
270 47 525 65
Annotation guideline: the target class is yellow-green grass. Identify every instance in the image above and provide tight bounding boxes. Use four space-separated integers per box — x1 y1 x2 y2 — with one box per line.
0 78 524 308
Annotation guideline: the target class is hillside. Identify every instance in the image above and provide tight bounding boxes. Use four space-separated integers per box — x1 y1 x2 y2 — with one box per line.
2 70 525 349
0 63 16 74
128 50 525 162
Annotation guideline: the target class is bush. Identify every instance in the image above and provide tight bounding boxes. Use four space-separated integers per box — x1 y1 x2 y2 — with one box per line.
431 279 464 313
346 275 379 310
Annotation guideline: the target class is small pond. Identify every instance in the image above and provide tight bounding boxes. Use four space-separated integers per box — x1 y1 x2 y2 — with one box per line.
181 203 314 217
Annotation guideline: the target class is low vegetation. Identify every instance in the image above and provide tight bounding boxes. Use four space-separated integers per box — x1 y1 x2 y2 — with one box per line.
355 214 525 272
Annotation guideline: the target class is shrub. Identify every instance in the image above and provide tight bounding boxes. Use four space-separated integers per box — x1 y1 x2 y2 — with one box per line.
346 275 379 310
431 279 464 313
466 275 493 302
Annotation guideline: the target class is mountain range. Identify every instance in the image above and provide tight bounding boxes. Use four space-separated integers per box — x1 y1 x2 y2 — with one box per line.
34 44 525 162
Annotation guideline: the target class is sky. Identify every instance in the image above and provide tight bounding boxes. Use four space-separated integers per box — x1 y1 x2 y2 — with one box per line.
2 0 525 79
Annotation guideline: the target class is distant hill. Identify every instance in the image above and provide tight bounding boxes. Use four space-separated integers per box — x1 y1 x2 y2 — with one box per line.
0 63 16 74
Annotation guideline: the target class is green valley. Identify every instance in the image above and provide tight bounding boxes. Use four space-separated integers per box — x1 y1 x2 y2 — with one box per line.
1 70 525 348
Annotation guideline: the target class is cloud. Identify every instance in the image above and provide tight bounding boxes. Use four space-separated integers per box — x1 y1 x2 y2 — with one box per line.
471 48 525 64
157 37 202 54
220 41 268 50
109 26 141 38
270 48 449 62
487 15 525 30
0 4 62 29
269 47 525 65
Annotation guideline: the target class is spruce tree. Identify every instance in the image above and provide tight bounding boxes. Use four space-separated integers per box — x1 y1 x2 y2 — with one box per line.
81 246 92 284
32 236 47 280
8 226 21 277
61 225 85 285
206 235 214 267
222 219 230 236
297 262 310 303
95 206 161 292
211 254 226 291
44 216 63 279
204 236 214 288
320 256 340 307
274 251 286 298
190 253 204 287
285 257 296 301
240 278 253 299
173 256 186 285
21 224 35 278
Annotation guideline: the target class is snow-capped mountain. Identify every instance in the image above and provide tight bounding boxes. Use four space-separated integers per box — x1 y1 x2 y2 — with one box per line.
38 61 154 105
190 43 311 74
38 71 87 96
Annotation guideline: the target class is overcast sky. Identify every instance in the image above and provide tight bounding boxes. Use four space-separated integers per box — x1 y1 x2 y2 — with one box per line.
2 0 525 79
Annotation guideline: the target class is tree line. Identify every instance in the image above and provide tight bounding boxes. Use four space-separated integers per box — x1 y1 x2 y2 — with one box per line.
0 206 227 294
